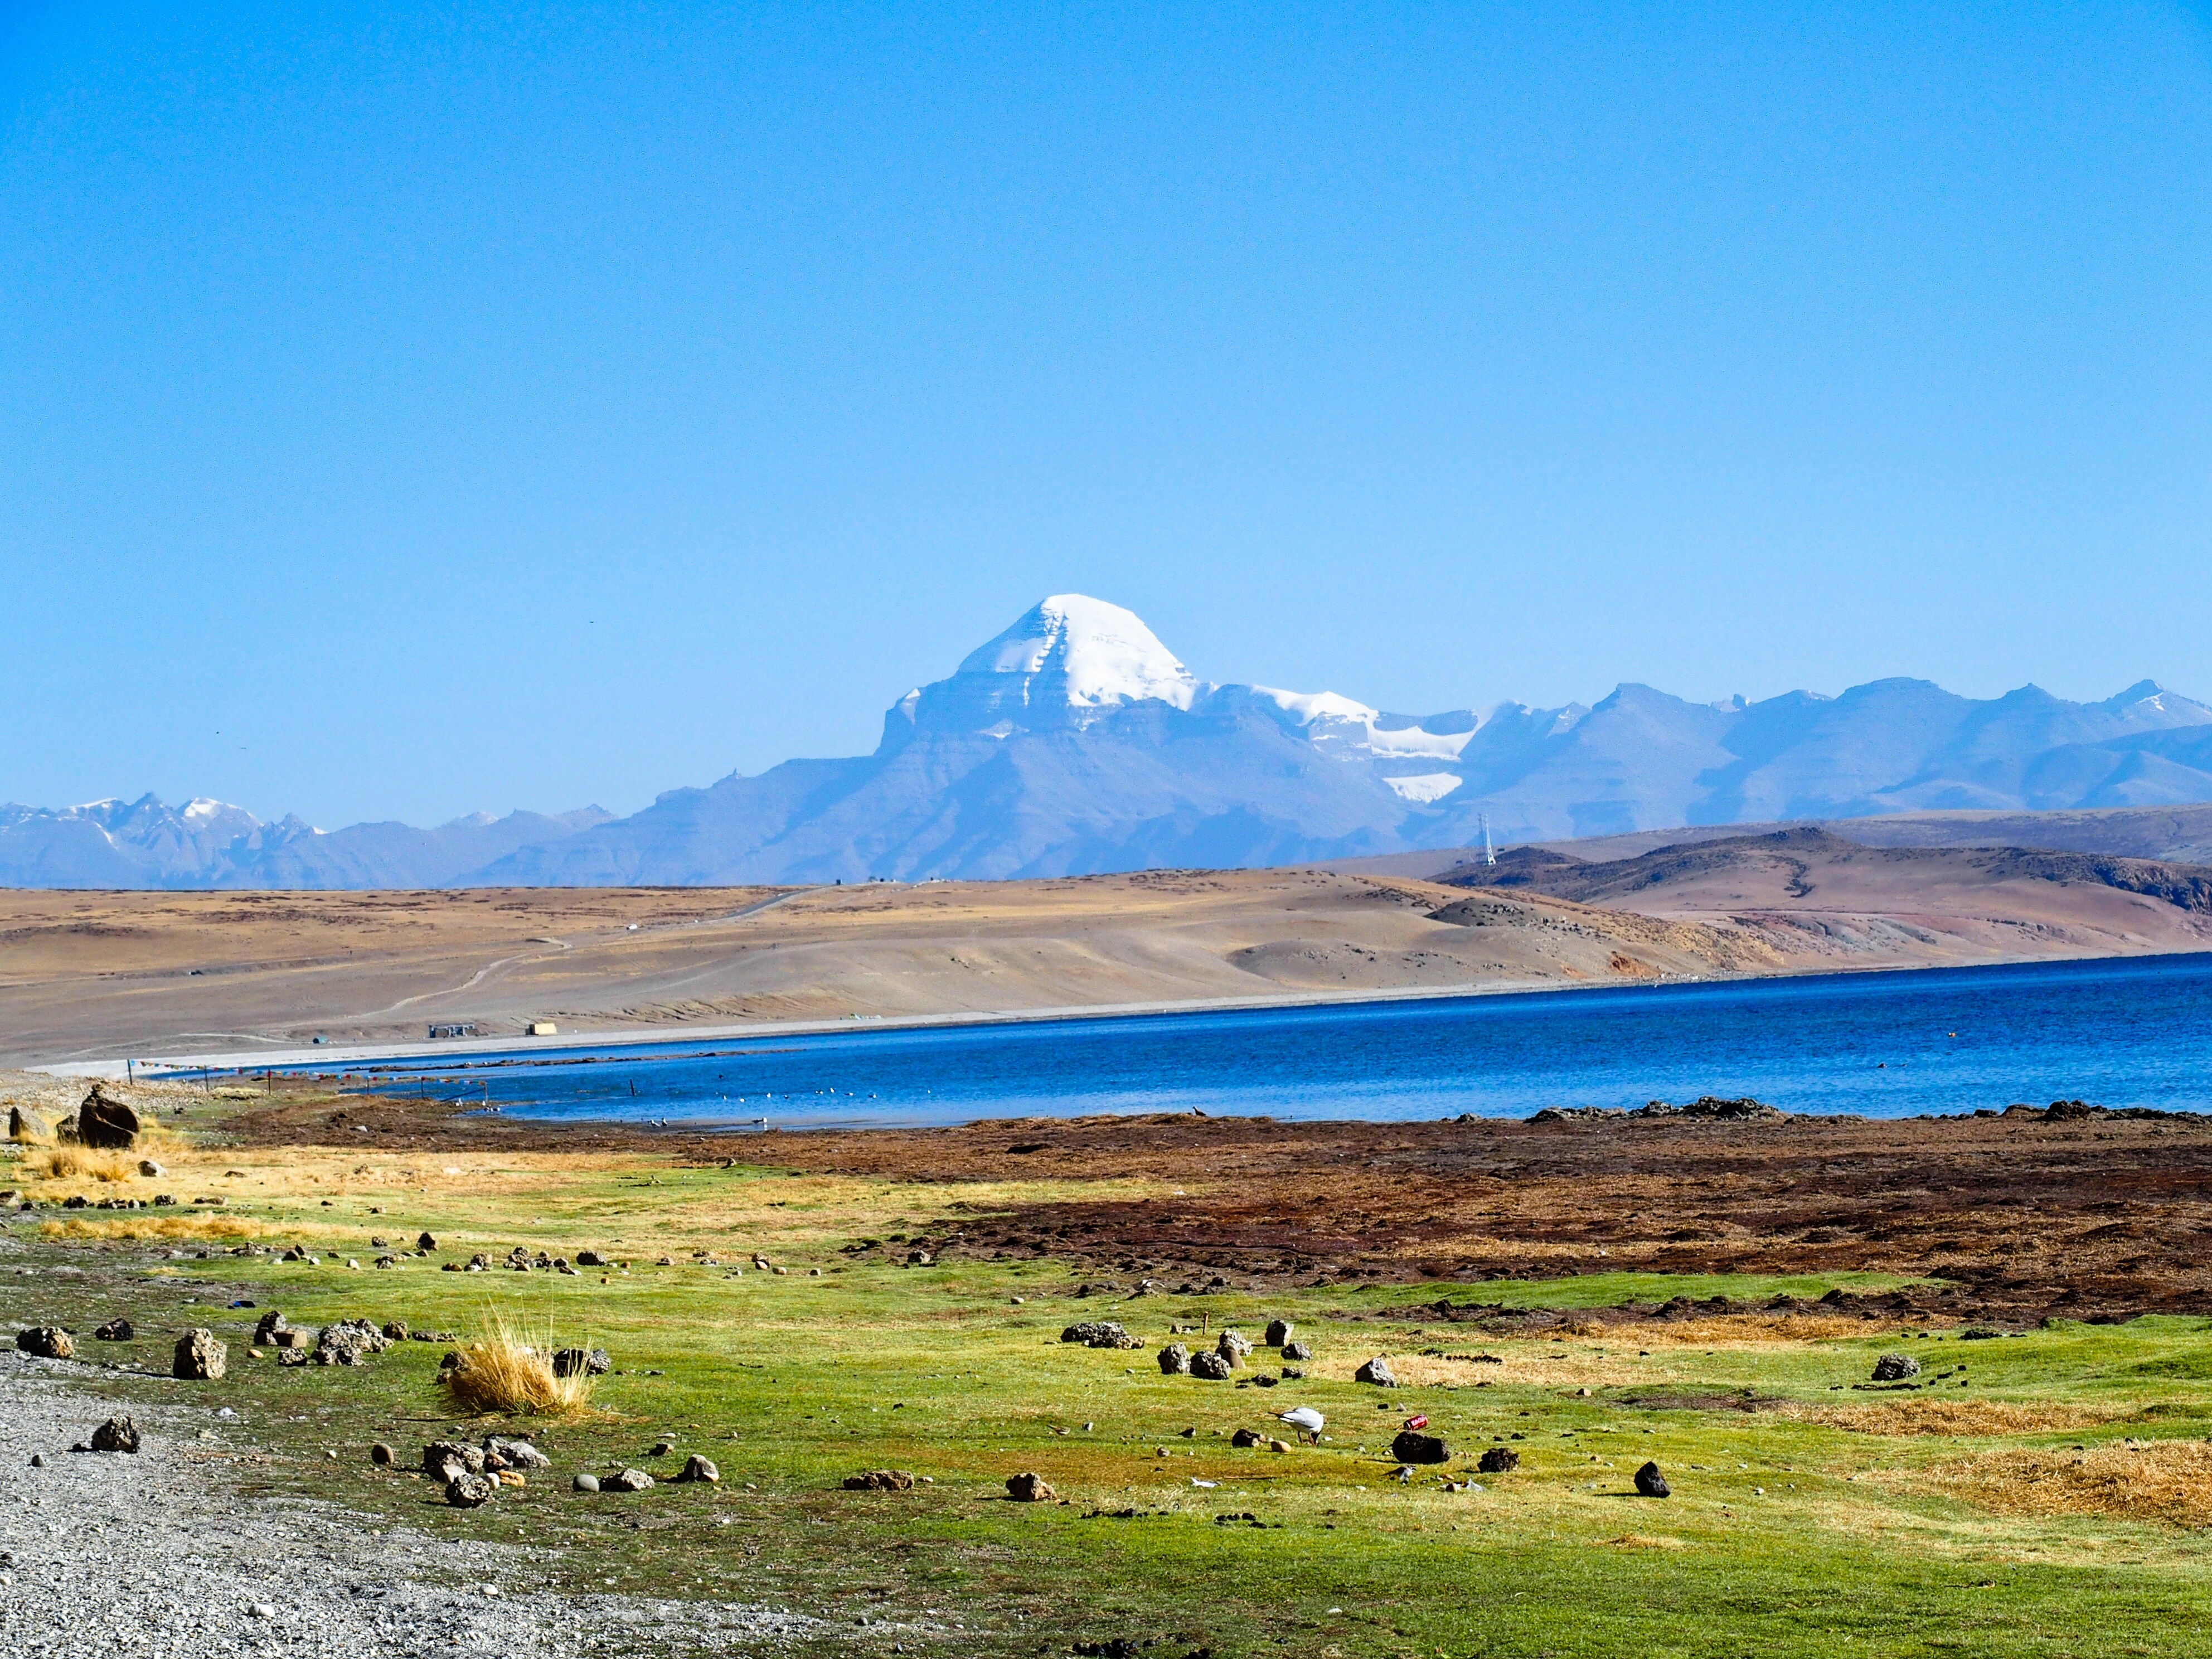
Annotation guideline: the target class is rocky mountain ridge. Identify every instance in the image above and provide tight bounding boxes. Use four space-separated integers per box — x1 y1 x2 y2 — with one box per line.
9 595 2212 887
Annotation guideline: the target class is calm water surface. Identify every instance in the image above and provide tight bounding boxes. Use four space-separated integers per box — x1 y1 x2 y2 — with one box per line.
327 953 2212 1131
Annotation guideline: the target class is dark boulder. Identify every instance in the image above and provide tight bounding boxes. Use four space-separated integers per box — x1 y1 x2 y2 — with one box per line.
1392 1431 1449 1464
89 1415 142 1454
1354 1357 1398 1387
1872 1353 1921 1382
1476 1447 1519 1474
1006 1471 1056 1502
93 1318 134 1342
17 1327 74 1360
1634 1461 1670 1497
76 1086 145 1149
1189 1351 1233 1380
843 1469 915 1491
552 1346 612 1378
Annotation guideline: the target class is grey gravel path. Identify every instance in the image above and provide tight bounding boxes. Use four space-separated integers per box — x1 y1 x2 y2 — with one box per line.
0 1350 829 1657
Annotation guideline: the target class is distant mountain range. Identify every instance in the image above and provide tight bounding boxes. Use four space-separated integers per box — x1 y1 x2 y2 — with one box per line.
11 594 2212 889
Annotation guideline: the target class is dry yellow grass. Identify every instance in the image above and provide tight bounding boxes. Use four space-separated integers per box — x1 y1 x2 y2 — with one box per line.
1781 1399 2130 1437
440 1312 598 1417
39 1146 138 1182
40 1214 268 1241
1939 1438 2212 1527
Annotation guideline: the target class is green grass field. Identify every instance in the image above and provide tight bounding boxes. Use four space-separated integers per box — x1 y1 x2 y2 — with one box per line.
9 1143 2212 1657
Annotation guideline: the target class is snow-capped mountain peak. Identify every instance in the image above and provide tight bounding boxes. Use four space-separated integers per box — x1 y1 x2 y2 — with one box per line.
957 595 1198 711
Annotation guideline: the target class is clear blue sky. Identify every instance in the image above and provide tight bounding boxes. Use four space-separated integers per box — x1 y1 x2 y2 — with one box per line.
5 3 2209 827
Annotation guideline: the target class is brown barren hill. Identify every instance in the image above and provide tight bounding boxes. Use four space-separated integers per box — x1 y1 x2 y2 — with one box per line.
4 833 2212 1065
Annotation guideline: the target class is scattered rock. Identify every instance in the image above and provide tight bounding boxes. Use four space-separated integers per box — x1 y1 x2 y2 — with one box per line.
423 1442 487 1482
8 1105 57 1144
1157 1342 1191 1375
172 1328 225 1380
1476 1447 1520 1474
381 1321 409 1341
1873 1354 1922 1382
1189 1351 1233 1381
313 1318 390 1366
16 1327 72 1360
1264 1319 1294 1346
416 1231 438 1251
1282 1340 1313 1361
370 1443 394 1466
484 1436 551 1471
552 1346 612 1378
1230 1428 1264 1448
1392 1430 1449 1464
1005 1471 1056 1502
89 1415 142 1454
76 1085 145 1149
603 1468 654 1493
253 1311 290 1345
650 1439 677 1457
572 1473 600 1492
1060 1321 1142 1350
675 1454 720 1483
93 1318 133 1342
576 1249 605 1267
1635 1461 1671 1498
1216 1330 1253 1366
137 1160 165 1178
1354 1357 1398 1387
445 1472 497 1508
842 1469 915 1492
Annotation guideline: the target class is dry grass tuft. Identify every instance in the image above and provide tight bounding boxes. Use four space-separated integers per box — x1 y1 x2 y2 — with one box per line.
41 1214 265 1241
1781 1399 2129 1437
39 1146 138 1182
1596 1534 1685 1549
1939 1438 2212 1528
439 1313 596 1417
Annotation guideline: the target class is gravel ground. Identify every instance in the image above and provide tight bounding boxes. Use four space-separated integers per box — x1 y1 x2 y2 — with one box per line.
0 1350 830 1657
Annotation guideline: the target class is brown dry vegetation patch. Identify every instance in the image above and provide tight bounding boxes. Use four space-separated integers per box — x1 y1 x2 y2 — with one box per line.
1939 1438 2212 1527
1779 1399 2132 1437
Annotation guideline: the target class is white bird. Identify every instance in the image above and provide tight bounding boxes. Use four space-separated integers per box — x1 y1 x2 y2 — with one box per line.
1277 1407 1325 1444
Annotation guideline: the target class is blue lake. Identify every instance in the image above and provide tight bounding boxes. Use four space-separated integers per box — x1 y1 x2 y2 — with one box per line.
319 952 2212 1131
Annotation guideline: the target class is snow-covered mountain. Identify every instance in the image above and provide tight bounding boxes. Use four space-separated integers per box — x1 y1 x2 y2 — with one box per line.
8 594 2212 887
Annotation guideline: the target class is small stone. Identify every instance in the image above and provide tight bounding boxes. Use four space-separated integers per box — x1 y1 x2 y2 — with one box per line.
1477 1447 1520 1474
842 1469 915 1491
446 1471 497 1507
1264 1319 1294 1346
1005 1471 1055 1502
1157 1342 1191 1375
15 1327 72 1360
484 1436 551 1471
1872 1353 1921 1382
604 1468 655 1493
29 1454 44 1468
172 1328 226 1380
1635 1461 1670 1497
370 1443 394 1466
1231 1428 1263 1448
1282 1341 1313 1361
1393 1430 1449 1464
1060 1320 1142 1350
93 1318 134 1342
249 1603 275 1619
676 1454 720 1483
573 1473 600 1492
89 1414 142 1453
651 1439 677 1457
551 1346 612 1378
137 1160 165 1178
1354 1357 1398 1387
423 1442 486 1482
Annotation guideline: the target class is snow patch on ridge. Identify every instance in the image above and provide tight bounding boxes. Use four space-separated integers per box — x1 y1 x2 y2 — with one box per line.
1382 773 1465 804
